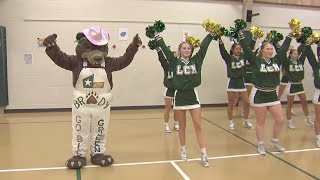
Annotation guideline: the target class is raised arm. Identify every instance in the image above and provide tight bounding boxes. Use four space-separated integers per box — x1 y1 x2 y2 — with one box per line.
239 32 255 64
157 48 169 70
44 34 77 71
218 38 231 62
275 36 292 65
297 44 307 64
106 34 141 72
192 34 214 64
250 37 257 50
155 35 175 61
305 45 320 72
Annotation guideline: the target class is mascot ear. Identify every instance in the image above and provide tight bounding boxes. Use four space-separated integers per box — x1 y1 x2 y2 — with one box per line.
76 32 85 41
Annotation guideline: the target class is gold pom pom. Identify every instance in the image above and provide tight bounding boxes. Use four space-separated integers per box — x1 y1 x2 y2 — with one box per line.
186 35 201 48
212 24 224 38
310 32 320 44
250 26 264 39
289 18 302 30
202 19 216 34
289 18 302 38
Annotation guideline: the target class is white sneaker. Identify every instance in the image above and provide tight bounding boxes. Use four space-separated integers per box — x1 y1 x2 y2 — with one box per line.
201 155 210 167
165 125 171 133
270 140 285 152
316 138 320 148
229 121 235 130
258 143 266 155
174 123 179 131
288 122 296 129
243 120 254 129
305 118 314 127
181 150 187 161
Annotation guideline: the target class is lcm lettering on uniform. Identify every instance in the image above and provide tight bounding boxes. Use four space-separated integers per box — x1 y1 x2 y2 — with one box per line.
176 64 197 75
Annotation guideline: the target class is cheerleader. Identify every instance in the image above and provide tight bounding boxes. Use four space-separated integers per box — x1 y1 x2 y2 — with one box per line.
305 43 320 147
155 33 213 167
281 45 313 129
156 48 179 133
218 38 253 130
239 29 293 155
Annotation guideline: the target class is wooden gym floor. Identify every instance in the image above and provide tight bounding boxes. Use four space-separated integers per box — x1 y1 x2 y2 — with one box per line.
0 105 319 180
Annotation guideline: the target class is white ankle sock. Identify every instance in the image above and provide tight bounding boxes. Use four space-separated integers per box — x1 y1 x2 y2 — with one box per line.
200 148 207 155
181 146 186 152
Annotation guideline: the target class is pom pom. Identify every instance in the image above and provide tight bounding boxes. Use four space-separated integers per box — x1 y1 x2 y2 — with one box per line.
202 19 216 34
289 18 302 38
234 19 247 31
266 30 284 45
148 39 157 50
145 25 156 38
212 24 225 39
297 26 313 43
250 26 264 39
154 20 166 33
186 35 201 48
223 27 239 42
289 18 302 30
309 32 320 44
222 19 246 42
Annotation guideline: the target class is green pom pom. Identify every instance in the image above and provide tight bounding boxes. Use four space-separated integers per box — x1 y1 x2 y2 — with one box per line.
223 29 231 37
154 20 166 33
148 40 157 50
224 27 240 39
267 30 283 45
145 25 156 38
302 27 313 37
297 26 313 43
234 19 247 31
275 33 284 41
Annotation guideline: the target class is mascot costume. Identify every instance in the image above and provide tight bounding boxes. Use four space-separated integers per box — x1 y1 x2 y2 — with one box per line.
43 26 141 169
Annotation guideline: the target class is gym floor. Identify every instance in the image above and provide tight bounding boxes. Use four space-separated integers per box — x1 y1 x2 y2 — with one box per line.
0 105 319 180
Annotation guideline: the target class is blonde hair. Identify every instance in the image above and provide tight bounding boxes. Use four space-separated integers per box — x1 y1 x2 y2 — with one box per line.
177 42 194 59
258 41 272 57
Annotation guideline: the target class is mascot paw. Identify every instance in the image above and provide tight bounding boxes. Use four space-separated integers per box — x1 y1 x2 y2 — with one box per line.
91 154 114 167
133 34 142 47
65 156 87 169
43 34 58 48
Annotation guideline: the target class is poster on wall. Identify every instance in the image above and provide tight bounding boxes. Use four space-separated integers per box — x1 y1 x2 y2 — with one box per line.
119 28 128 41
24 53 33 64
182 30 191 41
37 38 45 47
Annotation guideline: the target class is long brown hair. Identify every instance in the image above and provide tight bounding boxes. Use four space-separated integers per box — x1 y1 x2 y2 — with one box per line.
230 43 240 55
288 49 297 60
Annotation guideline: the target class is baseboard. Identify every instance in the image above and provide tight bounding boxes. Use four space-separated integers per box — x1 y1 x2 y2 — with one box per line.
4 103 229 113
3 101 313 113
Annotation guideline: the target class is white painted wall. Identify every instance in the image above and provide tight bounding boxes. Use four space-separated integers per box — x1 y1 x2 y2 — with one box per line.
0 0 319 109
